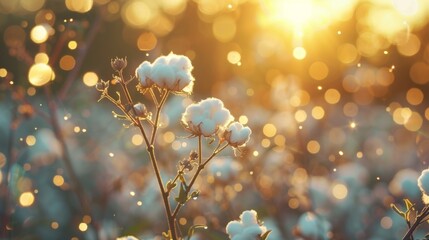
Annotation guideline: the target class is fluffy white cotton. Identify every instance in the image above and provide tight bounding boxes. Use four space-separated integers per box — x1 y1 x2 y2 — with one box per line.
116 236 139 240
223 122 251 147
135 53 194 93
181 98 234 137
135 61 153 88
297 212 331 240
418 169 429 196
208 157 242 182
226 210 267 240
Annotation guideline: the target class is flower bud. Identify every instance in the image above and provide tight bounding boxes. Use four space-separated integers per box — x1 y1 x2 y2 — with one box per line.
95 80 109 91
189 151 198 160
111 57 127 72
133 102 148 118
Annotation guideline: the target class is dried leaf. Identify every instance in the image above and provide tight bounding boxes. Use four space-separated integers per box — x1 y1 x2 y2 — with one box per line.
166 180 177 192
175 183 188 204
187 225 207 240
391 203 406 219
260 230 272 240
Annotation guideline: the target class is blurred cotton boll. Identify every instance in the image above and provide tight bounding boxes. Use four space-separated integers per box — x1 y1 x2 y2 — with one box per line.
181 98 234 137
388 168 420 198
135 52 194 93
226 210 268 240
223 122 252 147
29 128 62 160
208 157 242 182
116 236 139 240
295 212 331 240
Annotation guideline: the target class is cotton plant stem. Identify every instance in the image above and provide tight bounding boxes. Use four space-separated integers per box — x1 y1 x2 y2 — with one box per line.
150 90 169 145
147 146 177 240
116 81 177 239
172 143 229 218
198 136 202 165
118 74 150 146
44 85 99 239
403 206 429 240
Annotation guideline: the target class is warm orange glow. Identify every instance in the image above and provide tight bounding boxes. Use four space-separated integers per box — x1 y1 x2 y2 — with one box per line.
19 192 35 207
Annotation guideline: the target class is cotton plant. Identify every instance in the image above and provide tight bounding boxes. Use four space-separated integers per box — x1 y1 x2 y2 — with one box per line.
226 210 271 240
294 212 331 240
392 168 429 239
208 157 242 183
96 53 264 239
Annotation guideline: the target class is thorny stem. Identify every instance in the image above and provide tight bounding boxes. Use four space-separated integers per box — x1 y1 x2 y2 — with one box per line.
403 205 429 240
44 86 99 239
172 142 229 219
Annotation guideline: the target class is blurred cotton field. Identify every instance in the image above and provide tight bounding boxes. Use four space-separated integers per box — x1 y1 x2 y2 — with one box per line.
2 0 429 239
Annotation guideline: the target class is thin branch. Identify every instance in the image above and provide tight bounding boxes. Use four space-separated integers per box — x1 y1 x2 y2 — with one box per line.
149 88 159 107
58 9 103 101
44 85 99 239
150 90 169 145
403 205 429 240
172 142 229 218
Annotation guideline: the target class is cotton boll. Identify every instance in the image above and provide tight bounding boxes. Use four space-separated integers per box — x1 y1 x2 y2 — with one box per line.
135 61 153 88
224 122 252 147
151 63 176 89
208 157 242 182
418 169 429 196
116 236 139 240
297 212 331 240
241 210 259 226
242 225 264 236
214 109 234 126
226 210 268 240
135 53 195 93
168 53 193 71
226 221 244 236
200 119 216 137
181 98 234 137
153 55 168 65
175 71 193 91
182 79 194 94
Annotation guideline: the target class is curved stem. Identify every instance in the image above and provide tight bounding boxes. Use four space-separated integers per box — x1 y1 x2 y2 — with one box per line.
403 206 429 240
44 85 99 239
150 90 169 145
116 80 176 238
118 74 150 146
146 145 176 240
172 142 229 218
